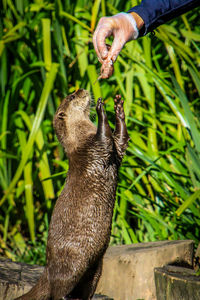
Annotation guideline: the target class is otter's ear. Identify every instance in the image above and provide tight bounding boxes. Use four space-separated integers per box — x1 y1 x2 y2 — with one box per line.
58 112 66 120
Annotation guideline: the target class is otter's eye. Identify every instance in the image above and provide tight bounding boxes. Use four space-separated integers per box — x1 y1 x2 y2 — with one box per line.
58 112 66 120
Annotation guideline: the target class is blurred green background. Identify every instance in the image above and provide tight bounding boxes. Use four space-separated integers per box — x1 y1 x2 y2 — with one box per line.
0 0 200 265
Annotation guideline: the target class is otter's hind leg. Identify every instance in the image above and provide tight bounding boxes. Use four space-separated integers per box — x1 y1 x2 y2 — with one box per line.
113 95 129 160
66 258 103 300
48 262 84 300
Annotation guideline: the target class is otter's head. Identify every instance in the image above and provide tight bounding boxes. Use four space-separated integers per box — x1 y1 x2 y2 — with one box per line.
53 89 93 154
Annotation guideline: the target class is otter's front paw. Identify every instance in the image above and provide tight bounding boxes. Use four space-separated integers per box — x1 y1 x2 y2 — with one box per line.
114 94 125 120
96 97 104 113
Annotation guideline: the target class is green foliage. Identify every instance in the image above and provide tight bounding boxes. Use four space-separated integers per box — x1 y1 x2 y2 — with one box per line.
0 0 200 264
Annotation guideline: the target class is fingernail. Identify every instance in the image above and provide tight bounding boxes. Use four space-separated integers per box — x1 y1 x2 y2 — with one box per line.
112 55 117 62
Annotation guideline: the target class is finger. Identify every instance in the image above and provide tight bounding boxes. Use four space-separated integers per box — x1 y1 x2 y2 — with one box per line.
95 26 112 61
106 33 126 63
93 27 103 63
94 17 114 61
99 32 125 79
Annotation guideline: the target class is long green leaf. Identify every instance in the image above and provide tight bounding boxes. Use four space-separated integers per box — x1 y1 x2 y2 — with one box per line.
0 63 58 206
87 64 102 101
60 11 92 32
172 76 200 151
42 18 52 71
176 189 200 216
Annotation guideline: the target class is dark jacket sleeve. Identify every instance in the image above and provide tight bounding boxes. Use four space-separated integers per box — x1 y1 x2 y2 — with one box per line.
128 0 200 36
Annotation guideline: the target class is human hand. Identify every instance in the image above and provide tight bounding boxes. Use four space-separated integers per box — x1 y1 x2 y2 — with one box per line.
93 12 142 79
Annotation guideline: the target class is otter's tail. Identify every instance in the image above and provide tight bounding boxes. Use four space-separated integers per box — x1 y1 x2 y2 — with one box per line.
14 268 50 300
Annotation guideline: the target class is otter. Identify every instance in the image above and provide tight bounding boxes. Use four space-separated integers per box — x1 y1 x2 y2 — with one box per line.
15 89 129 300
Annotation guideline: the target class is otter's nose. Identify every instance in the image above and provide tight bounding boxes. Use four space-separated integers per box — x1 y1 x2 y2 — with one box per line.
75 88 85 97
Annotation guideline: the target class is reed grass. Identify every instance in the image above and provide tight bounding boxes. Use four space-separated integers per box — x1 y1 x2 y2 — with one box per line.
0 0 199 263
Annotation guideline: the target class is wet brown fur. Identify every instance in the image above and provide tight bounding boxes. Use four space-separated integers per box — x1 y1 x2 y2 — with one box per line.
15 89 129 300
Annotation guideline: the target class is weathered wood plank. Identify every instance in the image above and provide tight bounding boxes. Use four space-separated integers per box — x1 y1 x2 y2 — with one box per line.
155 265 200 300
194 242 200 272
96 240 194 300
0 258 43 300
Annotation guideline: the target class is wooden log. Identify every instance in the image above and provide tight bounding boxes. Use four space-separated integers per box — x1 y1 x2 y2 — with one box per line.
194 242 200 271
0 258 43 300
155 265 200 300
0 258 112 300
96 240 194 300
